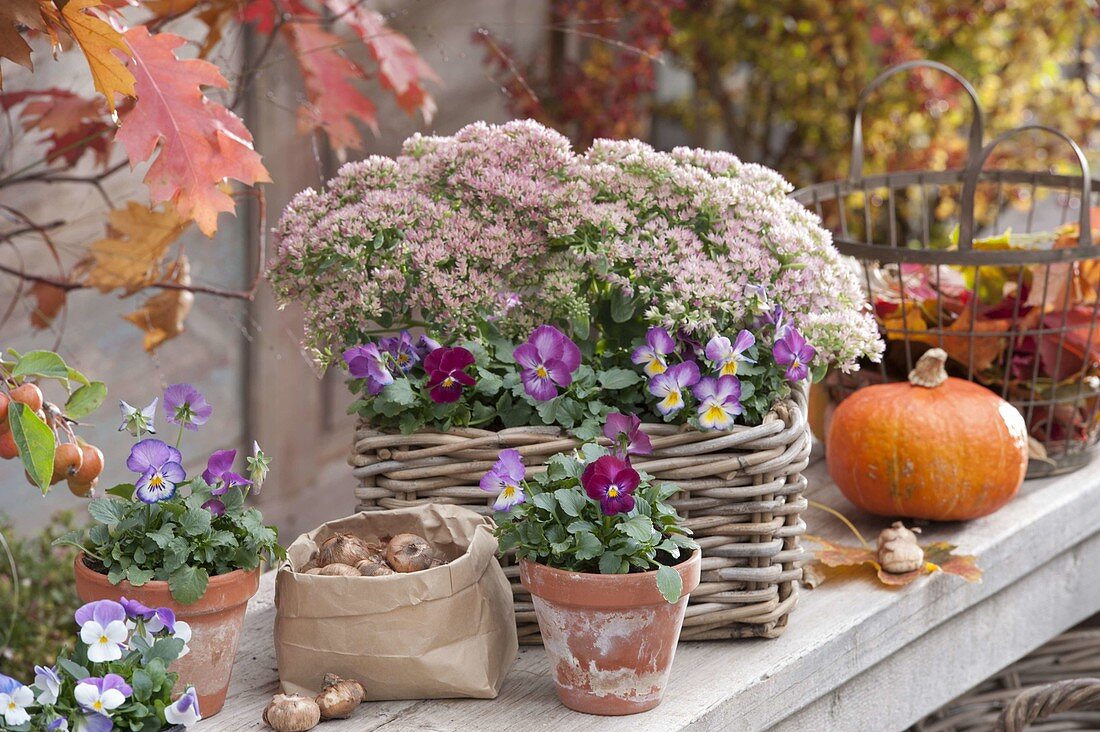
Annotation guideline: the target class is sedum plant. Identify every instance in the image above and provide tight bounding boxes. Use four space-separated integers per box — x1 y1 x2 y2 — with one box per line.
490 413 698 603
56 384 282 604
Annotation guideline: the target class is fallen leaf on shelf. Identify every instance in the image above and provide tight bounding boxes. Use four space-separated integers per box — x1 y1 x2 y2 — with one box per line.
803 534 982 588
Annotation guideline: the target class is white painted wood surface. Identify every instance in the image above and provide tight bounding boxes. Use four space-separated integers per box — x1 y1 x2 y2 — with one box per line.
194 447 1100 731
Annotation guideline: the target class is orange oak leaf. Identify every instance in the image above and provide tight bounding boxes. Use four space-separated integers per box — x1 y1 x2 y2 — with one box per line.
85 201 188 294
116 26 270 237
804 534 982 588
323 0 439 121
28 281 67 330
0 0 47 83
60 0 135 112
285 20 378 154
1 88 112 166
122 255 193 351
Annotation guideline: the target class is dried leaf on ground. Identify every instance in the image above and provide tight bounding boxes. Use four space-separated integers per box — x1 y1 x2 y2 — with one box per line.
60 0 135 111
804 534 982 588
122 256 193 351
116 26 270 236
85 202 187 293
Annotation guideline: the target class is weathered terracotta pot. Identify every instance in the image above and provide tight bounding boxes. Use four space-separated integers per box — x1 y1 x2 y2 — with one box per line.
74 554 259 717
520 549 701 715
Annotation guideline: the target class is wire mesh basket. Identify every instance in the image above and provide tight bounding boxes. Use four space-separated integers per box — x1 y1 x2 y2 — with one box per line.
791 60 1100 477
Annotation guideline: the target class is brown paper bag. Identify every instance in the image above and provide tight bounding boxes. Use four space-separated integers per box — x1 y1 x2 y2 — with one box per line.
274 504 518 700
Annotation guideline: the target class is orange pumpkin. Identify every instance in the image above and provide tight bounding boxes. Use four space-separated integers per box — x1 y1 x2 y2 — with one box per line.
826 348 1029 521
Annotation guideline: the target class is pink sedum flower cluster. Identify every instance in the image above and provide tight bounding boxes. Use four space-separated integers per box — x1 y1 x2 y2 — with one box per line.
268 120 882 370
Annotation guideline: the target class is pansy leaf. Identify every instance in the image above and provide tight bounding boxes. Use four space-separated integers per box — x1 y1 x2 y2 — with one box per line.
126 565 155 586
599 551 628 575
531 492 558 514
57 657 91 681
575 531 602 560
656 564 683 603
9 402 55 494
168 564 209 604
106 483 136 500
180 507 212 536
554 488 586 517
598 368 642 390
619 514 655 542
88 497 127 525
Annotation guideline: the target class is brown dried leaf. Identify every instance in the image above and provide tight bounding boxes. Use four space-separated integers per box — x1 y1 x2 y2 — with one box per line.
29 281 66 330
923 542 983 583
912 307 1010 372
0 0 46 80
86 202 187 294
122 256 193 351
805 535 982 588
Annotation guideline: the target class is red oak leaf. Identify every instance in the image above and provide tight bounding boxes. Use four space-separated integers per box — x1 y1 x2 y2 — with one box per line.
285 19 377 153
115 25 270 237
322 0 439 121
1 88 113 167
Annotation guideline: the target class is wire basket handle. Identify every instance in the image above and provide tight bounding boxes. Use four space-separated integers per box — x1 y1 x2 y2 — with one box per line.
959 124 1094 249
850 60 985 182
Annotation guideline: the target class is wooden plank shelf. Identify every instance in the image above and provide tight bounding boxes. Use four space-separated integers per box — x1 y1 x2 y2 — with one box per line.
195 447 1100 731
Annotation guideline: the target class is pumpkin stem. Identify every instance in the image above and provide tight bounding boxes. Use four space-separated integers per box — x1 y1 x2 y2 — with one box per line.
908 348 949 388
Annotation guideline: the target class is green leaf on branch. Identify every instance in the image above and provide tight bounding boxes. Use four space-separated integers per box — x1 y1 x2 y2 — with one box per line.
11 350 69 381
65 381 107 419
656 564 683 604
610 288 636 322
9 402 55 494
106 483 136 500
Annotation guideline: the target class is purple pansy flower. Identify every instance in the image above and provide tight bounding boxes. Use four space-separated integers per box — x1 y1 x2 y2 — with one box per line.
603 412 652 459
693 376 743 431
201 449 251 495
631 327 676 376
581 455 640 515
202 498 226 517
164 383 212 432
0 673 33 727
773 327 816 382
34 665 61 705
165 686 202 726
343 343 394 395
47 716 72 732
648 361 701 415
514 325 581 401
415 334 441 359
479 448 526 511
127 439 185 503
74 675 131 718
378 330 420 373
757 303 787 333
119 597 175 634
705 330 756 376
424 347 476 403
75 600 128 663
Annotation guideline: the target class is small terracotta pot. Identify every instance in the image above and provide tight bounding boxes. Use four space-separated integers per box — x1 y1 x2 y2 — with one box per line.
520 549 701 715
73 554 259 717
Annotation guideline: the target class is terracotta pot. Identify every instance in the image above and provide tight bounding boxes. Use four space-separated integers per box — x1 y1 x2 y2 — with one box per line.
73 554 259 717
520 549 701 715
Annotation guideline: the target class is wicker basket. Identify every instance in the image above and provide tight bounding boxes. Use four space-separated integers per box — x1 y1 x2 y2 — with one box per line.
913 627 1100 731
349 389 810 643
